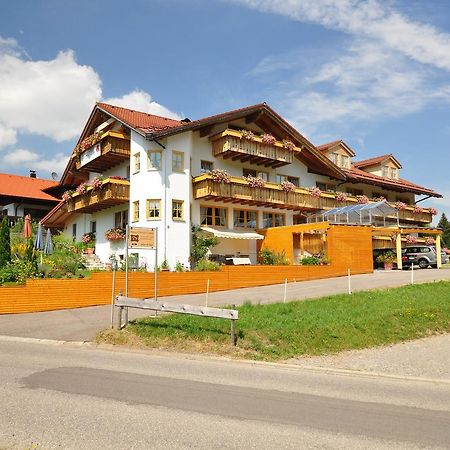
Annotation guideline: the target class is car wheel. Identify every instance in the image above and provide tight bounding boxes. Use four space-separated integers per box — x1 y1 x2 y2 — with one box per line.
418 258 429 269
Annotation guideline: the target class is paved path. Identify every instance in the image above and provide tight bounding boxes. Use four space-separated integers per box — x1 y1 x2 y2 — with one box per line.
1 338 450 449
0 268 449 342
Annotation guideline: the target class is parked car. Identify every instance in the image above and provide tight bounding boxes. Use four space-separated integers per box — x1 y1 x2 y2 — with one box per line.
401 246 448 269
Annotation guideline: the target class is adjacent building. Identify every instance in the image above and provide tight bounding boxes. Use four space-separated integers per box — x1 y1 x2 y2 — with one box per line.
41 102 441 269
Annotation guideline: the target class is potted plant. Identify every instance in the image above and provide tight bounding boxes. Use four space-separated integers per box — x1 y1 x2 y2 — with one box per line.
376 251 396 270
81 232 96 254
105 227 126 241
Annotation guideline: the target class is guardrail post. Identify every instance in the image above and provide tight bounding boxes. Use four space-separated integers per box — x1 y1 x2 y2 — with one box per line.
230 304 237 346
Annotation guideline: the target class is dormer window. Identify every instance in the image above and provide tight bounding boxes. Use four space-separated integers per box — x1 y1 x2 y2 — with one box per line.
390 167 398 179
382 166 389 177
329 153 338 165
340 155 350 169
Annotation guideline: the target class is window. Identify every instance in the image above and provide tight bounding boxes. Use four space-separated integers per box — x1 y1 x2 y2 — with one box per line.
372 192 384 200
72 223 77 241
341 155 350 169
172 200 184 220
263 212 285 228
316 182 336 192
133 153 140 173
396 196 408 203
147 150 162 170
132 201 139 222
346 188 364 197
233 209 257 229
390 167 398 179
172 151 184 172
146 199 161 220
329 153 338 164
201 160 213 173
243 168 269 181
114 210 128 228
382 165 389 177
200 206 227 227
90 221 96 234
277 174 299 187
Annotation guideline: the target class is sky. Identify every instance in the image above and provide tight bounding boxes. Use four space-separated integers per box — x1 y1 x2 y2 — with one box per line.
0 0 449 222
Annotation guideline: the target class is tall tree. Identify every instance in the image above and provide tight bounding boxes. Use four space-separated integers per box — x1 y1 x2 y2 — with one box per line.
0 217 11 268
437 213 450 248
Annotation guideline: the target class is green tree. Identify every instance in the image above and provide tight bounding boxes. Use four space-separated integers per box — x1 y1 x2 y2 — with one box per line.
0 217 11 268
437 213 450 248
190 225 218 267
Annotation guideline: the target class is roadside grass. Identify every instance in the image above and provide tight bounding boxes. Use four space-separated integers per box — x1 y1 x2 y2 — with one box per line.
96 281 450 361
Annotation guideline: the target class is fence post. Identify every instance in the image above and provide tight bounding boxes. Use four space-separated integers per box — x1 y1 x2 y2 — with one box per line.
230 304 237 346
347 268 352 295
206 279 210 307
411 263 414 285
283 278 287 303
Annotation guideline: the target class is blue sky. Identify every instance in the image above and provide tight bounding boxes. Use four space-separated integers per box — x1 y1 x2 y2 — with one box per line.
0 0 449 221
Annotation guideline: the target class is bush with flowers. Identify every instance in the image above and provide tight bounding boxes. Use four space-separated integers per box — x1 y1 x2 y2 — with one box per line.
245 175 266 188
394 201 407 211
310 187 322 198
282 139 295 151
335 191 347 202
209 169 231 184
62 190 74 201
413 205 423 214
425 237 435 245
105 227 126 241
280 180 296 192
90 176 104 191
76 183 89 195
356 195 369 204
429 207 437 216
405 234 417 244
74 131 103 155
261 133 276 145
241 130 255 141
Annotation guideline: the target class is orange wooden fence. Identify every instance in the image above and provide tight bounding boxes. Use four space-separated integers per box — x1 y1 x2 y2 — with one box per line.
0 262 372 315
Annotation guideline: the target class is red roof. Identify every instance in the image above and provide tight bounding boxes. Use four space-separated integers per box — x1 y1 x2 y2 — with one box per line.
344 166 441 197
353 154 401 169
0 173 59 202
316 140 342 152
96 102 184 134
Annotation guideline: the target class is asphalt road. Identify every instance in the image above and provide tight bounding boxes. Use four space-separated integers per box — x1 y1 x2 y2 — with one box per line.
1 337 450 449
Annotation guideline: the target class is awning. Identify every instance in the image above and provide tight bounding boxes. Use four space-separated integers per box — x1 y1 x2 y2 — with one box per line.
201 227 264 240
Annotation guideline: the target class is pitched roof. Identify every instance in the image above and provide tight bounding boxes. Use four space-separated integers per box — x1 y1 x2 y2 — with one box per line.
0 173 59 202
353 154 401 169
96 102 184 134
344 166 441 197
316 140 342 151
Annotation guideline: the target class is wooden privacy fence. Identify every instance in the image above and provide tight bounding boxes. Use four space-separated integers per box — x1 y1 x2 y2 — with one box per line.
0 263 372 315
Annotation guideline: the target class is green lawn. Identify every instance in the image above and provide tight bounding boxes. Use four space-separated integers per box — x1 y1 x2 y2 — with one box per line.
97 281 450 361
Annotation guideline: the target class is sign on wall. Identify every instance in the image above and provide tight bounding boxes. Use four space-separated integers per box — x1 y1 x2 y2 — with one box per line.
128 227 156 249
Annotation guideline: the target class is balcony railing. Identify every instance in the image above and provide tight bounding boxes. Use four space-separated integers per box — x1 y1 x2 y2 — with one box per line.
66 179 130 214
75 131 130 172
192 174 433 224
210 129 298 168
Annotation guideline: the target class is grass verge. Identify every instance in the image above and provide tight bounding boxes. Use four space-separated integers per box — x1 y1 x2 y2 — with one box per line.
96 281 450 361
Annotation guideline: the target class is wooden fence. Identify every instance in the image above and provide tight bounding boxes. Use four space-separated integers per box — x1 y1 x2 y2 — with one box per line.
0 263 371 315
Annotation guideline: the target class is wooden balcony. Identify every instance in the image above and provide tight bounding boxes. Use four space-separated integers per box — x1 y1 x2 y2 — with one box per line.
192 174 434 224
210 129 297 168
66 179 130 214
193 174 339 211
75 131 130 172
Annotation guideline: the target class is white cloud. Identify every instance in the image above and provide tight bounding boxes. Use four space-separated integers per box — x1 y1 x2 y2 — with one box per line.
230 0 450 71
1 148 69 178
104 90 180 120
0 124 17 149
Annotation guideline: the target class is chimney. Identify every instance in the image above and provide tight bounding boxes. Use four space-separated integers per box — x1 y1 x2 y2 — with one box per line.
29 170 36 178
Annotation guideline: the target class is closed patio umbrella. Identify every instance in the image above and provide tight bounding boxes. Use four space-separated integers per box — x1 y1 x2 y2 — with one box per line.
23 214 32 239
34 222 44 251
44 228 53 255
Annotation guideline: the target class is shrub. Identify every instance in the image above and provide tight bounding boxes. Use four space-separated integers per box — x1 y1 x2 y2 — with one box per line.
259 248 289 265
190 225 218 266
299 255 321 265
0 217 11 269
194 259 221 271
0 259 37 284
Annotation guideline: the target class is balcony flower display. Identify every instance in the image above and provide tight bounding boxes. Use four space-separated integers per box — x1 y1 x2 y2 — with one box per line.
89 176 104 190
81 232 96 244
245 175 266 188
413 205 423 214
105 227 126 241
425 237 435 245
261 133 276 145
76 183 89 195
109 175 126 180
209 169 231 184
241 130 255 141
356 195 369 204
429 207 437 216
394 201 407 211
280 180 296 192
282 139 295 151
335 191 347 202
405 234 417 244
310 187 322 198
62 190 74 201
74 131 103 154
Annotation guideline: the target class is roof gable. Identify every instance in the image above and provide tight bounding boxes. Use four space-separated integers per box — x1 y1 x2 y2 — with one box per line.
354 154 402 170
0 173 59 203
317 140 356 157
